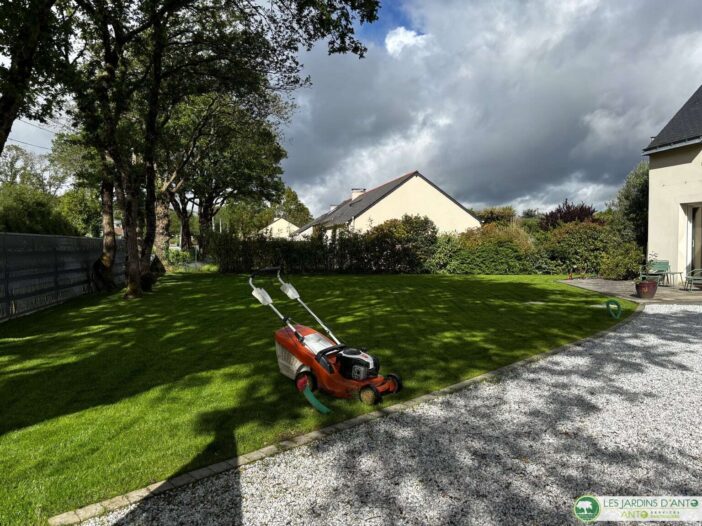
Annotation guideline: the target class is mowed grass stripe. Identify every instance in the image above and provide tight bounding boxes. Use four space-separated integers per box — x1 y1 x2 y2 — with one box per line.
0 273 635 524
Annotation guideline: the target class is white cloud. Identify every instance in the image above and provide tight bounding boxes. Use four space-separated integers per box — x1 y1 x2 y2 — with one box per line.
384 27 428 58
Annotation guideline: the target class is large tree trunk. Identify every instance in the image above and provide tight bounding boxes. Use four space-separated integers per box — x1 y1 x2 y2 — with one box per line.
154 194 171 262
180 215 193 251
169 191 193 250
0 0 57 156
122 176 143 298
198 200 213 260
139 12 164 281
92 177 118 291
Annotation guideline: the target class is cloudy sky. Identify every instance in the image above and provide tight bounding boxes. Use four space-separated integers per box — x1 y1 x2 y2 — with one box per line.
9 0 702 216
278 0 702 216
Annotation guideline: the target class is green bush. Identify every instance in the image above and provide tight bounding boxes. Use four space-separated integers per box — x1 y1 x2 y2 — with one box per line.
599 242 643 280
209 210 641 278
425 235 464 273
538 221 607 274
426 224 549 275
210 215 438 274
165 247 195 268
364 215 438 273
0 184 79 235
471 206 516 225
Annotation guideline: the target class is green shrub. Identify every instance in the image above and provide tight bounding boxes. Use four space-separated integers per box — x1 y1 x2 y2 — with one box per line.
365 215 438 273
165 247 195 268
210 215 438 274
459 223 533 252
538 221 607 274
0 184 79 235
425 235 464 273
471 206 516 225
599 242 643 280
427 224 550 275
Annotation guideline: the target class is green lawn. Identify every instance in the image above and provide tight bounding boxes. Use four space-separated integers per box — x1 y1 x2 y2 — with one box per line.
0 273 636 524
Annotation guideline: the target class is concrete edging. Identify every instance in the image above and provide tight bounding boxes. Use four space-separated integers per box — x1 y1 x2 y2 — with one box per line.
47 304 645 525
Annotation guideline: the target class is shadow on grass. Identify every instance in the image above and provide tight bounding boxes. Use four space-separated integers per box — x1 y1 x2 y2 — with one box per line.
114 306 701 525
0 273 642 523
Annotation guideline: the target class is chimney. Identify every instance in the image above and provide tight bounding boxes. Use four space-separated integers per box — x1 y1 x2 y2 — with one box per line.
351 187 366 200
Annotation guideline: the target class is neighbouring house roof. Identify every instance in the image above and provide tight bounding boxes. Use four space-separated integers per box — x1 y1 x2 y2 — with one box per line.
260 217 297 230
644 84 702 154
292 170 474 235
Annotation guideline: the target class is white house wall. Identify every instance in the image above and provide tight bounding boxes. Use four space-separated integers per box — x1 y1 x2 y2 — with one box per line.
352 175 480 233
648 144 702 273
261 218 298 239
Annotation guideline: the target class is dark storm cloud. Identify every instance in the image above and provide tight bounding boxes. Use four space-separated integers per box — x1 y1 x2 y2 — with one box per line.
280 0 702 215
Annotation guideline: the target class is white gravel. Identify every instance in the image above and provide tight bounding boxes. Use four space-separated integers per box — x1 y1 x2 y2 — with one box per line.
87 304 702 525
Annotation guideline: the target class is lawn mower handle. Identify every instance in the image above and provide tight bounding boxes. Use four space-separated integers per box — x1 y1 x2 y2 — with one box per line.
276 271 342 345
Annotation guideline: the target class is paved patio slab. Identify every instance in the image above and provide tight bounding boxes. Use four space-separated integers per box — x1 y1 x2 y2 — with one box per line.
562 278 702 304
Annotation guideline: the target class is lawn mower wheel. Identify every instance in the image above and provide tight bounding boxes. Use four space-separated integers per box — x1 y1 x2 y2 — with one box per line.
359 384 381 405
386 373 403 393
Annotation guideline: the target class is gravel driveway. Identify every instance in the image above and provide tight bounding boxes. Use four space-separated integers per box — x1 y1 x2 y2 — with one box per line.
88 304 702 525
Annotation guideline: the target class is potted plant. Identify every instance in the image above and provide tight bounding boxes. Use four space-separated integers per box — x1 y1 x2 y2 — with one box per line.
635 252 660 299
635 277 658 299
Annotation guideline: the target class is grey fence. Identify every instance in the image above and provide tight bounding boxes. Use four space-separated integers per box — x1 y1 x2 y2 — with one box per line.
0 233 125 322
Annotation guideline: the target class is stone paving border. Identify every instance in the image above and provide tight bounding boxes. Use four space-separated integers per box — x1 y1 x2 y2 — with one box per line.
48 304 644 526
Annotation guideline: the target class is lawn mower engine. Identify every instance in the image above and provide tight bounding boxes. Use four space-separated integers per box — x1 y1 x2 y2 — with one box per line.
337 348 379 381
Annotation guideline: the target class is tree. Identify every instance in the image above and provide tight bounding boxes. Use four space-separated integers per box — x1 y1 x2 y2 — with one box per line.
539 199 597 230
156 93 286 253
218 186 313 237
69 0 379 297
0 143 70 194
0 0 73 156
614 161 649 248
184 101 286 256
57 186 101 236
0 183 77 234
272 187 313 228
217 198 271 238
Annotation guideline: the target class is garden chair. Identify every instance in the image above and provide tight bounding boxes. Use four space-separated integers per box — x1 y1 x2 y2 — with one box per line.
684 269 702 291
640 260 670 284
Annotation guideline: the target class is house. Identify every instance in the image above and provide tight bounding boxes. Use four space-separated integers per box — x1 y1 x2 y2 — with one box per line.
259 217 299 239
644 84 702 273
292 171 480 238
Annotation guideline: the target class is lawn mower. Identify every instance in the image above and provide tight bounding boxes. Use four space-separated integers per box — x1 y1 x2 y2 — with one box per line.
249 267 402 411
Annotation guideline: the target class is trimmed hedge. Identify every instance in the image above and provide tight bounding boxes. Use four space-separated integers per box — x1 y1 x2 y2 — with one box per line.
210 215 643 278
210 214 438 274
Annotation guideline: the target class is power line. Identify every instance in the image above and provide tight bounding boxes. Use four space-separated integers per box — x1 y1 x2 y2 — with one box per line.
6 137 52 150
18 119 58 135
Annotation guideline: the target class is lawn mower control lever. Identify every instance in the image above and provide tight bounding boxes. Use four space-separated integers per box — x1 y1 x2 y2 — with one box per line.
314 345 347 374
317 344 346 358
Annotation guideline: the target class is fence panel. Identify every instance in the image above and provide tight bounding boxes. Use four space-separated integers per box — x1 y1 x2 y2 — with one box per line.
0 233 125 322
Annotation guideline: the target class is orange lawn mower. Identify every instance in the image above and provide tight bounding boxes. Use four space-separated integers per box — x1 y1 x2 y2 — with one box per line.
249 267 402 413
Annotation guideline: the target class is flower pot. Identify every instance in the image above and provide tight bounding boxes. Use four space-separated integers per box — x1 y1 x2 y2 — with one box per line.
635 280 658 299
